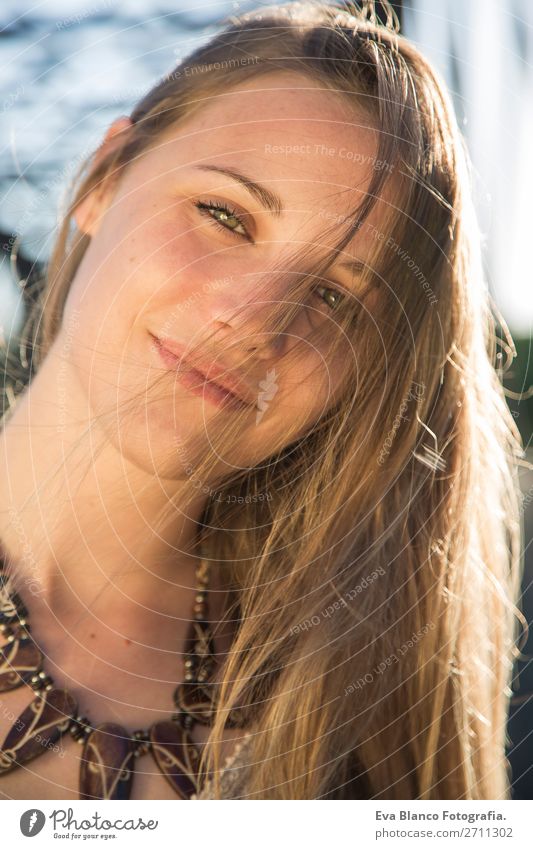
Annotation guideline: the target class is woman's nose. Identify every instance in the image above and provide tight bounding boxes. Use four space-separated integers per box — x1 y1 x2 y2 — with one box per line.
199 274 294 358
209 307 287 362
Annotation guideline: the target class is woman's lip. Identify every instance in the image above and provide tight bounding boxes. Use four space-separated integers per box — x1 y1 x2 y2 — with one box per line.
150 334 252 411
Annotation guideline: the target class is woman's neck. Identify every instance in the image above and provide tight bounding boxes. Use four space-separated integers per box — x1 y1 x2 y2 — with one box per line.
0 336 213 628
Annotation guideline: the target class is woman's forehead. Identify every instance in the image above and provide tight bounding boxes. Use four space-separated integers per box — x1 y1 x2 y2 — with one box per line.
180 69 372 130
138 73 381 221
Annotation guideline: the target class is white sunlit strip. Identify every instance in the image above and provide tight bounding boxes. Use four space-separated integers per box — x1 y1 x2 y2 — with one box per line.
403 0 533 336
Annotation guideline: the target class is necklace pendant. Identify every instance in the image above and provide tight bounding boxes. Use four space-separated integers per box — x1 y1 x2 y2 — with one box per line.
79 722 136 800
0 632 43 691
173 681 214 725
149 720 201 799
0 688 77 774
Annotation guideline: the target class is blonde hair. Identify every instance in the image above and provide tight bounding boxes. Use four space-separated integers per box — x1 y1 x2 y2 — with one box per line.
3 0 525 798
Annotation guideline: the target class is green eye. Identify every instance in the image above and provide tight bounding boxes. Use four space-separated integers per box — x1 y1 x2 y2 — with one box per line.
195 200 250 240
315 284 345 312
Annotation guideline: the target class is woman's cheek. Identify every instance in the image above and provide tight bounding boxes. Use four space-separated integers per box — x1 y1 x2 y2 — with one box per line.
141 216 221 292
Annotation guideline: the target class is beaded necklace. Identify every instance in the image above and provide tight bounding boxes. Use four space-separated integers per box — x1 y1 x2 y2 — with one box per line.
0 547 245 799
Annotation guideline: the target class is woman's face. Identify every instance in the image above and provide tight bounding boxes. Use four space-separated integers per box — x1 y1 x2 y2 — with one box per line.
62 71 384 482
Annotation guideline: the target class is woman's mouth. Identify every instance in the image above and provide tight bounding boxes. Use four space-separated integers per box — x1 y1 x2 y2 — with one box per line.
150 334 253 412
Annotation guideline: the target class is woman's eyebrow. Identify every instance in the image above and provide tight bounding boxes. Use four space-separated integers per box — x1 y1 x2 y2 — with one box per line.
194 164 283 217
336 258 366 274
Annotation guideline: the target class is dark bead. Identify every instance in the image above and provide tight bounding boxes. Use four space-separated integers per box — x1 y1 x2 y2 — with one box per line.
71 715 92 731
133 741 150 758
132 730 151 758
69 717 93 743
0 634 43 691
172 711 194 730
132 729 150 743
29 671 54 692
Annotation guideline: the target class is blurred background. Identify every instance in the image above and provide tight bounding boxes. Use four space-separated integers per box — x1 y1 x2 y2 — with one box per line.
1 0 532 798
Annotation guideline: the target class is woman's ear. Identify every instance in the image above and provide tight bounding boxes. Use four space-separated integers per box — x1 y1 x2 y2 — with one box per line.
73 115 133 237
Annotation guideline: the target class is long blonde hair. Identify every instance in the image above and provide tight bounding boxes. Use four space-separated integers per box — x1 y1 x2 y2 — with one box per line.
3 0 525 798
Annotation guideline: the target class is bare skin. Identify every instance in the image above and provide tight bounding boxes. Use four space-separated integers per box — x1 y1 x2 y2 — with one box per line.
0 71 384 798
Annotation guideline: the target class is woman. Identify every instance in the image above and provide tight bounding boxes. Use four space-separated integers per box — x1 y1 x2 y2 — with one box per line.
0 0 524 800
